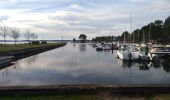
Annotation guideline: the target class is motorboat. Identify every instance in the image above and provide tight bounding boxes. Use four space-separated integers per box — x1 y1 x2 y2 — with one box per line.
116 44 139 61
102 43 111 50
92 43 97 47
96 43 103 51
148 44 170 60
137 43 150 60
108 43 118 50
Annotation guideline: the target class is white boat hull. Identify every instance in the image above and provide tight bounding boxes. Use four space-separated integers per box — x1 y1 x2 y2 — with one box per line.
117 51 139 61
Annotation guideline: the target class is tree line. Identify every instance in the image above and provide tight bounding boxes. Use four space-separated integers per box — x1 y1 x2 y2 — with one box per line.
92 36 116 42
117 16 170 44
0 25 38 45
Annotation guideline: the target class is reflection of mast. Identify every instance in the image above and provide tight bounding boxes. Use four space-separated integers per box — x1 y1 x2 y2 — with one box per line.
130 66 132 84
124 26 126 43
61 46 63 52
2 69 8 77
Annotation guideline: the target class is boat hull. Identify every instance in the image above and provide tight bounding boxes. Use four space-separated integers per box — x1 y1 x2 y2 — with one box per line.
117 51 139 61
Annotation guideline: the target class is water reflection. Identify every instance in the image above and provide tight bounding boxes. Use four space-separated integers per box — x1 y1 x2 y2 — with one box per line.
24 55 39 65
0 55 39 77
79 43 86 52
117 58 170 73
73 43 76 48
13 61 21 70
162 58 170 73
0 43 170 86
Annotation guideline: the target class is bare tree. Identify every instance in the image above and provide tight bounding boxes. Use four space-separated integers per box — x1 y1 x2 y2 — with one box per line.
10 28 20 44
31 33 38 41
35 34 38 40
0 25 9 45
24 28 31 43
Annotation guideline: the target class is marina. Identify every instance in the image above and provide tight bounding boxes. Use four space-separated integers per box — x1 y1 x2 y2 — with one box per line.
0 43 170 86
90 42 170 61
0 0 170 99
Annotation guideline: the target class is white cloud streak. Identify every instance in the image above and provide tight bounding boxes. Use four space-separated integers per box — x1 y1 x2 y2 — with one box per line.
0 0 170 40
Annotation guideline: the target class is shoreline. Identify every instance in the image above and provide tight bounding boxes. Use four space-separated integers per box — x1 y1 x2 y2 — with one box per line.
0 43 66 65
1 43 170 97
1 84 170 95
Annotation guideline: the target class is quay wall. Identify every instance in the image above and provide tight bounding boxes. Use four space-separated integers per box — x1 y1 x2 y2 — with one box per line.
0 43 66 60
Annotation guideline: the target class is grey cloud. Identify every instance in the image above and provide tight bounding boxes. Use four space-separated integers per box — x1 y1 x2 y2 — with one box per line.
0 0 170 39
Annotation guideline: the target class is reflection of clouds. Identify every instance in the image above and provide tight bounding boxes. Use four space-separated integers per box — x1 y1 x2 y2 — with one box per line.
0 43 127 85
0 43 170 86
73 43 76 48
79 43 86 52
24 55 39 65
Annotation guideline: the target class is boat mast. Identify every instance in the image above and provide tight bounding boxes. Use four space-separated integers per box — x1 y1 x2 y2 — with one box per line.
149 23 151 42
138 29 140 43
143 30 145 42
130 14 132 43
124 26 126 43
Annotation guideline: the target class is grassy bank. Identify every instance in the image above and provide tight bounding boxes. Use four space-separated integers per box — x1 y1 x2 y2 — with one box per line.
1 94 170 100
0 42 65 53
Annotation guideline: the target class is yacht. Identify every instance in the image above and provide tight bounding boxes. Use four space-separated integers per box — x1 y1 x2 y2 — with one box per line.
116 44 139 61
96 43 103 51
102 43 111 50
147 44 170 60
137 43 150 60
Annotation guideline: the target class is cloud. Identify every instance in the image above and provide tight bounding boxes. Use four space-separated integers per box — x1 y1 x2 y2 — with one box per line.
0 0 170 40
70 4 81 9
0 0 16 2
130 0 148 3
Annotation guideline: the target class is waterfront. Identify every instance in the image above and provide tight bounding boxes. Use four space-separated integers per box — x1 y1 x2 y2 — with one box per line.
0 43 170 86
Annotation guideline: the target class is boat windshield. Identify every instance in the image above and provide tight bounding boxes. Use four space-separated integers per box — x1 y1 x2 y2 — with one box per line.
121 44 137 52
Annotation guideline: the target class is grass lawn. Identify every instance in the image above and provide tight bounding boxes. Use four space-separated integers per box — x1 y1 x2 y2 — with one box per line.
1 94 170 100
0 95 96 100
0 42 65 53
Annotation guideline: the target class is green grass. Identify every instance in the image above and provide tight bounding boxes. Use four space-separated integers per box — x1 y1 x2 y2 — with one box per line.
1 94 170 100
0 95 96 100
0 43 65 53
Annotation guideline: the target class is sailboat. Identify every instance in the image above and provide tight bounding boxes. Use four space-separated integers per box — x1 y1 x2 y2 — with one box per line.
116 15 139 61
117 43 139 60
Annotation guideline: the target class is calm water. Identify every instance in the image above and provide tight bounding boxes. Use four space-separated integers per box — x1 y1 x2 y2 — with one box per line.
0 43 170 86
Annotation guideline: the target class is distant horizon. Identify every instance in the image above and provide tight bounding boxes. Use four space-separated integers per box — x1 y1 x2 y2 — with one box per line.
0 0 170 40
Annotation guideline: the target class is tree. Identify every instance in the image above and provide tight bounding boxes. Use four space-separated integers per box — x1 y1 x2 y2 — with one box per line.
10 28 20 44
164 16 170 42
120 31 130 43
79 34 87 42
31 33 38 41
24 28 32 43
118 17 167 43
0 25 9 45
73 38 76 42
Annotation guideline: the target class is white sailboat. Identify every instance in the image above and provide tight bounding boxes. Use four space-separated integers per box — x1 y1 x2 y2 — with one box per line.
96 43 103 51
117 44 139 61
137 43 150 60
116 15 139 61
102 43 111 50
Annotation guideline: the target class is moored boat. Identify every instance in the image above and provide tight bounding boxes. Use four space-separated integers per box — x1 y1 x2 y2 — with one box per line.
116 44 139 61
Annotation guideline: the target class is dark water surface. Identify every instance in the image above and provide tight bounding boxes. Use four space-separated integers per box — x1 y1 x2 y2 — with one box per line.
0 43 170 86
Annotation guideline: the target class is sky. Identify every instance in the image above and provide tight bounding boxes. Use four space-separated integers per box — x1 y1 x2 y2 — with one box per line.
0 0 170 40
